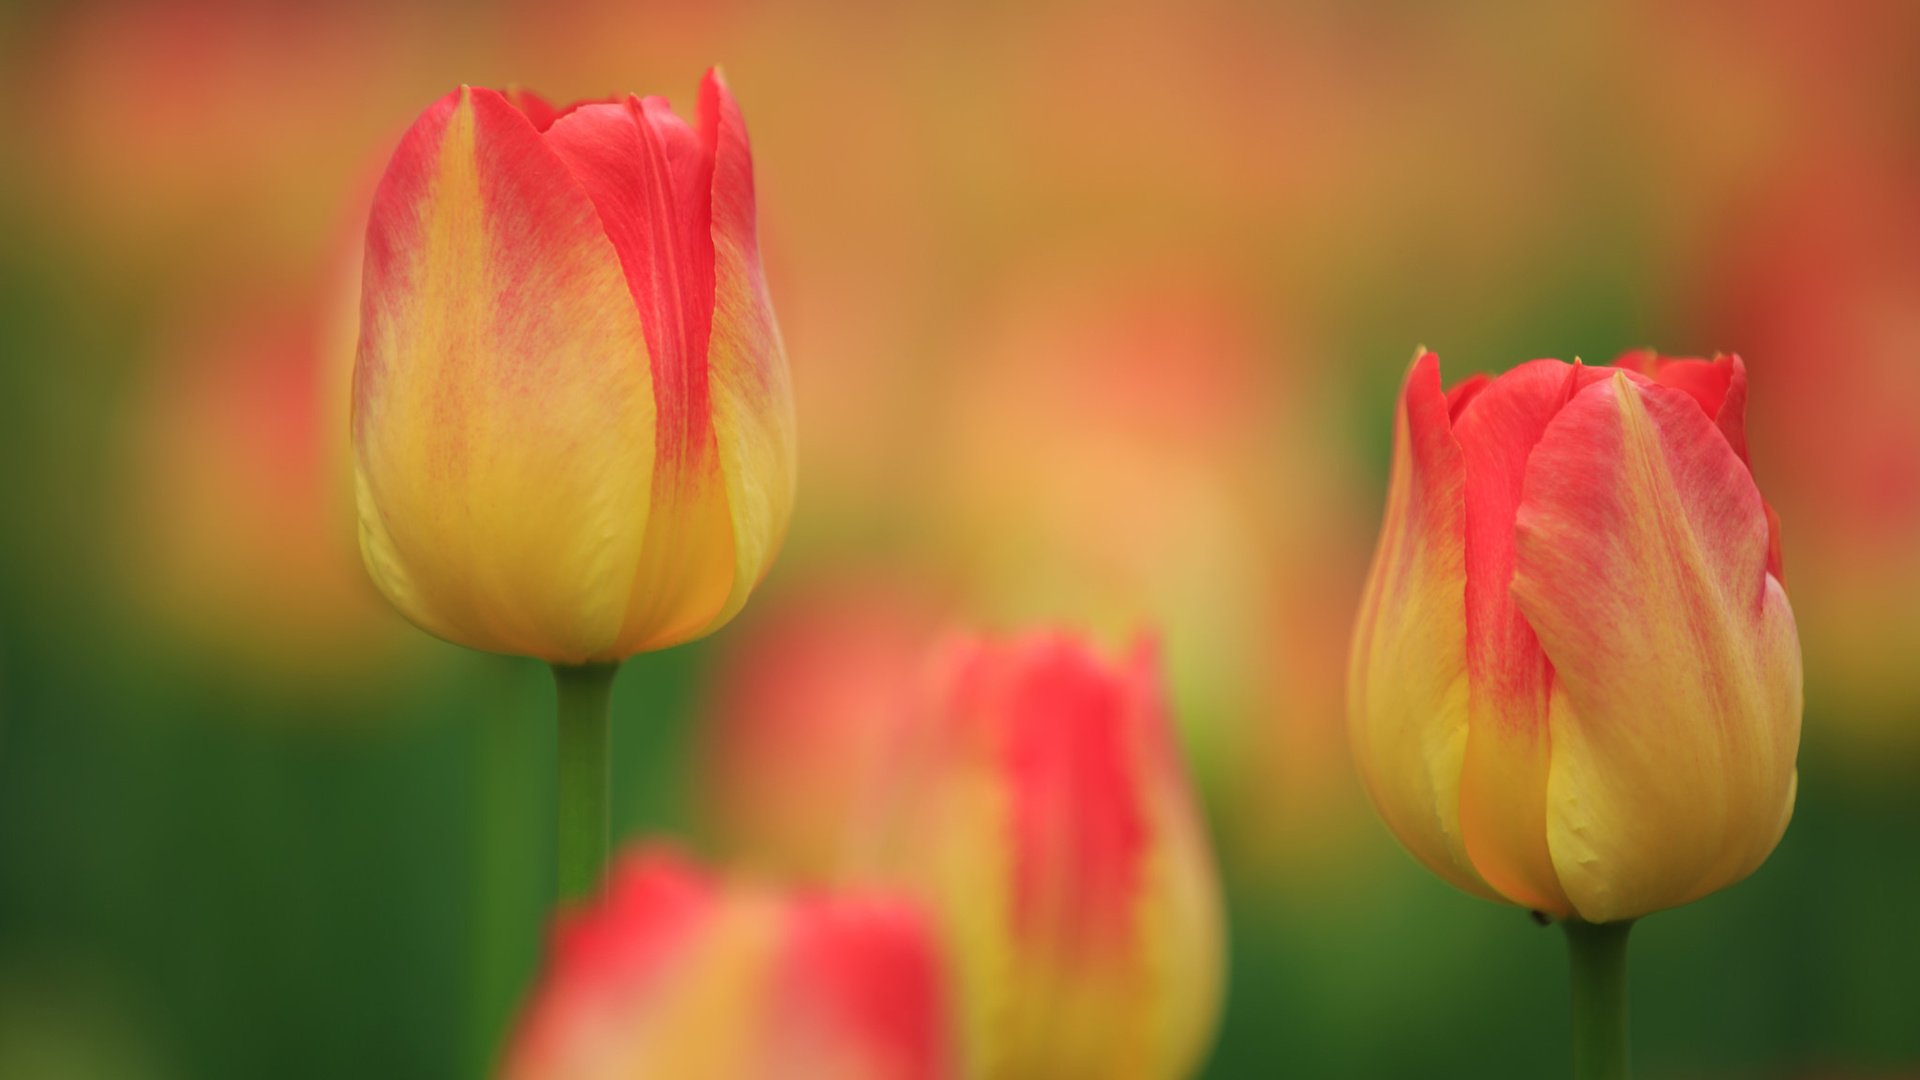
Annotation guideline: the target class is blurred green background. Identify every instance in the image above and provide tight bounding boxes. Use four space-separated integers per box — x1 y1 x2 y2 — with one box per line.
3 0 1918 1077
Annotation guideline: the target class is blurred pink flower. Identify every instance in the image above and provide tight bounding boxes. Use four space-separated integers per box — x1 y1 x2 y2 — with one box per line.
503 845 954 1080
865 631 1224 1079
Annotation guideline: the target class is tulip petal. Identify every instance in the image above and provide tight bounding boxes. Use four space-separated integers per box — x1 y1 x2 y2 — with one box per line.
1124 641 1225 1080
504 87 561 132
543 97 739 652
934 635 1155 1077
505 89 622 134
353 86 656 661
511 850 720 1078
511 848 955 1080
1612 352 1784 580
921 634 1220 1078
1443 371 1490 421
1613 349 1748 462
1001 638 1152 1076
696 68 798 636
1705 356 1748 457
771 895 954 1079
1453 359 1584 915
1514 372 1801 923
1347 353 1500 903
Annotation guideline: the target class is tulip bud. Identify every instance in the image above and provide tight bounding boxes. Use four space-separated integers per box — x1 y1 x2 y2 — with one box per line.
352 71 795 663
871 632 1224 1080
503 846 955 1080
1348 350 1801 924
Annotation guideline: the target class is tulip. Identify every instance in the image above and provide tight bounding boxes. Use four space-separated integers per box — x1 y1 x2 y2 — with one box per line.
352 70 794 664
871 632 1224 1080
1348 349 1800 924
353 72 796 900
1348 349 1802 1077
503 846 955 1080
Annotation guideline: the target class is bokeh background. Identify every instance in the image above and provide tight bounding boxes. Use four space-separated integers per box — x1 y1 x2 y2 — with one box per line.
3 0 1918 1076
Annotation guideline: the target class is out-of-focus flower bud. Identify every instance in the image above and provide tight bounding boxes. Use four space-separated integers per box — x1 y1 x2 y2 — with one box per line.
1348 350 1801 923
352 71 794 663
871 632 1224 1079
503 846 954 1080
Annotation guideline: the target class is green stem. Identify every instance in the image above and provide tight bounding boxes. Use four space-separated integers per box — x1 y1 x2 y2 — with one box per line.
552 662 619 903
1563 918 1634 1080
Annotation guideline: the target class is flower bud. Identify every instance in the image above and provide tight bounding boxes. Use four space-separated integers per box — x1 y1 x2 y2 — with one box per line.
1348 350 1802 923
503 846 954 1080
352 71 794 662
872 632 1224 1079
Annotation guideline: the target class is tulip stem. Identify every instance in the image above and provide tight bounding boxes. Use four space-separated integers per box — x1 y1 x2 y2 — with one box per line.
552 661 619 903
1563 918 1634 1080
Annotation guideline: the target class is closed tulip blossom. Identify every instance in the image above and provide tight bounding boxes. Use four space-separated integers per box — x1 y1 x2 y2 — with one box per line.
352 72 795 900
872 633 1224 1080
353 71 794 664
1347 349 1801 1077
504 846 954 1080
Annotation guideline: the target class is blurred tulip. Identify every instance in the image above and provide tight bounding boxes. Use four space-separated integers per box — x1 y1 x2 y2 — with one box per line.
871 632 1224 1080
502 846 953 1080
1349 350 1802 923
352 71 795 663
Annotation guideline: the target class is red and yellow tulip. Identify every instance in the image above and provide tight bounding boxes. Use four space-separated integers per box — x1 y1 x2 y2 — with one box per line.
1348 350 1802 924
352 71 794 663
872 632 1224 1080
503 846 954 1080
